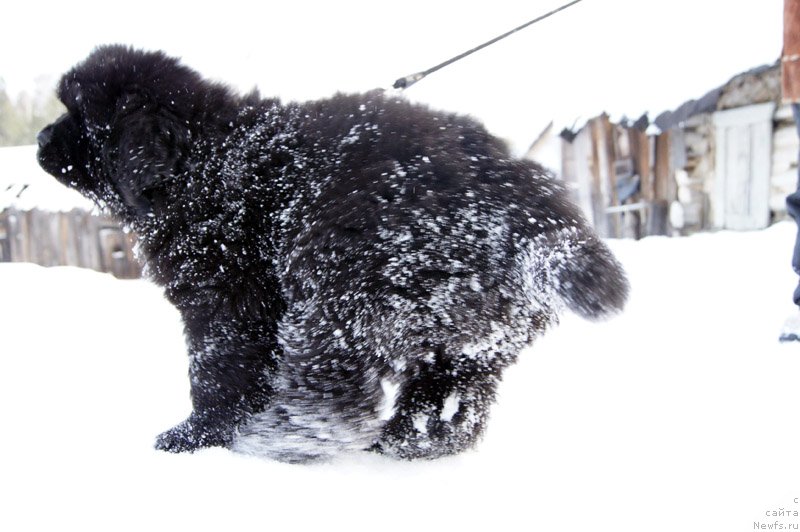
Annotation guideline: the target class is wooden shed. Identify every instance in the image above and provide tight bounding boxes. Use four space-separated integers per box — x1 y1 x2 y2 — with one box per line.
558 113 670 239
0 145 141 279
560 62 797 238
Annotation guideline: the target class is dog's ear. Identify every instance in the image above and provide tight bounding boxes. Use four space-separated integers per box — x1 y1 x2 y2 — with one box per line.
106 92 190 214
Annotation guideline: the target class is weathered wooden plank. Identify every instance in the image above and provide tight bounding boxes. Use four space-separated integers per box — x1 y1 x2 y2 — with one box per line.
630 129 652 202
653 131 672 202
16 209 31 263
649 131 673 236
589 116 614 237
572 127 596 227
0 209 10 262
628 128 652 236
0 206 140 278
58 212 76 267
603 117 621 237
83 213 102 272
585 122 621 237
567 127 595 226
34 210 62 268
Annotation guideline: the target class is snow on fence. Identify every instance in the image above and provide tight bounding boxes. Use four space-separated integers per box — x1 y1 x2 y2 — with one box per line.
0 207 141 279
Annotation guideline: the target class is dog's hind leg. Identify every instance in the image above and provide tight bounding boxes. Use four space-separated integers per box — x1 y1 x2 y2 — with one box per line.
230 352 388 463
371 345 505 460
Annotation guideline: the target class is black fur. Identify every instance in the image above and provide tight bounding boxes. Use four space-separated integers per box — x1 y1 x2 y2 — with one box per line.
37 45 628 462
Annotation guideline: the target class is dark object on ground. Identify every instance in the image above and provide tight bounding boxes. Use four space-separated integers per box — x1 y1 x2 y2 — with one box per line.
37 46 628 462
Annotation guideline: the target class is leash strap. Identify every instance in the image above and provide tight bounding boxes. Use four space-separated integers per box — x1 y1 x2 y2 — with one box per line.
393 0 586 89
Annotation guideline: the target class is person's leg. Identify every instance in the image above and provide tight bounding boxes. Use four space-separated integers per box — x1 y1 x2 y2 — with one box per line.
780 103 800 341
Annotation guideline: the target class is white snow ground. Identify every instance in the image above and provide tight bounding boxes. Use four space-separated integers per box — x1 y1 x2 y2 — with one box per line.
0 146 94 211
1 222 799 531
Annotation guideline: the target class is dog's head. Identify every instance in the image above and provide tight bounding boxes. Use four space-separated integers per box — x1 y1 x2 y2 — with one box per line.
37 45 209 218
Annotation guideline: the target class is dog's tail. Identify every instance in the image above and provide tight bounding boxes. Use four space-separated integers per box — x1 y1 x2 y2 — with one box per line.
555 234 629 320
523 231 629 321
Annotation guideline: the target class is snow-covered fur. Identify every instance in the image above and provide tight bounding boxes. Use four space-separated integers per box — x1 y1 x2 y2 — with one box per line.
37 45 629 463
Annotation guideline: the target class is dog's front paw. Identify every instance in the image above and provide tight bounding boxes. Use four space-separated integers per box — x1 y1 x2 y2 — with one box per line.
155 415 231 453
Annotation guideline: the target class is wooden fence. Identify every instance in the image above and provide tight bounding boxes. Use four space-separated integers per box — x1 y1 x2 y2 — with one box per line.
0 207 141 279
561 114 674 239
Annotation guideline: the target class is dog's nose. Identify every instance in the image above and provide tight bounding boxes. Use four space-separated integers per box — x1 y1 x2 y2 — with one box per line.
37 126 53 148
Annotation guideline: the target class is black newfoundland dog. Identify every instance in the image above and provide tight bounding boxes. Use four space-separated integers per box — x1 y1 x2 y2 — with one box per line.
37 45 628 463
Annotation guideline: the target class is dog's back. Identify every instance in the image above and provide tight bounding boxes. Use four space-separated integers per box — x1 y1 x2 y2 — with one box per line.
231 92 628 461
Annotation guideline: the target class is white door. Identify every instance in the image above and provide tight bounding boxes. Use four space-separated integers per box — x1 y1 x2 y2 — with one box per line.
713 102 775 230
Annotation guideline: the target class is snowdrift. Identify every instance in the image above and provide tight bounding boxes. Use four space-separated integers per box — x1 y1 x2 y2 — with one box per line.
1 223 798 531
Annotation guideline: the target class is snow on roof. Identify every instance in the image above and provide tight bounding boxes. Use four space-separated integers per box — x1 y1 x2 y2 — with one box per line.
0 145 94 212
653 63 779 131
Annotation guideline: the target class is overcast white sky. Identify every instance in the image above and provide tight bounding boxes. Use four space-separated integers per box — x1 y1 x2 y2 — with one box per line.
0 0 784 152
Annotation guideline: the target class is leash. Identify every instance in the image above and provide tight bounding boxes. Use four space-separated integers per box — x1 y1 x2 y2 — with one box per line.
393 0 586 90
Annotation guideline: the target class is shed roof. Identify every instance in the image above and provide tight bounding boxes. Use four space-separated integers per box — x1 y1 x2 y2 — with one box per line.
653 63 779 130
